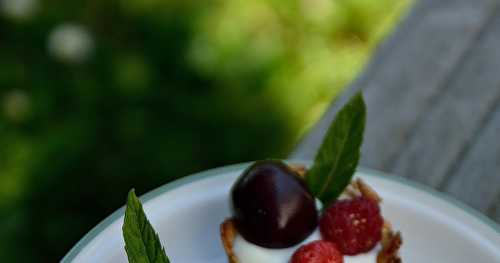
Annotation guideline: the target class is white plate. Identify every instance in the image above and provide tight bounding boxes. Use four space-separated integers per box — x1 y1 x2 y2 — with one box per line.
63 161 500 263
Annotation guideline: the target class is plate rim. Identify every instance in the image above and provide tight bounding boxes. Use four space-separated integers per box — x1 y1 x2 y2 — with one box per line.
61 160 500 262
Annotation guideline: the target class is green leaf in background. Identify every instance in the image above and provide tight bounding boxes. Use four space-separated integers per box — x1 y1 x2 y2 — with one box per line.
123 190 170 263
306 93 366 206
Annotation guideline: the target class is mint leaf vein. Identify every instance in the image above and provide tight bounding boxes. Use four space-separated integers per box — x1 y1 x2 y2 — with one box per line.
123 189 170 263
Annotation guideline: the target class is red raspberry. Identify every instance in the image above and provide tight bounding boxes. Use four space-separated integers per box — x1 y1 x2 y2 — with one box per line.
319 197 383 255
291 240 343 263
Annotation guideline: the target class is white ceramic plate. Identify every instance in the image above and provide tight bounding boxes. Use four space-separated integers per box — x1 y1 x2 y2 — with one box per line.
63 161 500 263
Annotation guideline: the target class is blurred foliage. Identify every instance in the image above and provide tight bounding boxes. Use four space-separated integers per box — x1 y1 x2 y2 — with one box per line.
0 0 411 261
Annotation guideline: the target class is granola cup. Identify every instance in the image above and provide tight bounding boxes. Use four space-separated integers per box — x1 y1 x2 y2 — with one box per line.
220 165 402 263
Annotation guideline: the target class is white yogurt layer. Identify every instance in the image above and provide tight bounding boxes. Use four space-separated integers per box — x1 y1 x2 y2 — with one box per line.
344 246 380 263
232 228 322 263
233 229 380 263
233 229 379 263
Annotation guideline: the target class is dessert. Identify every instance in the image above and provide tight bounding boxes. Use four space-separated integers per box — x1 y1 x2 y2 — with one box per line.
220 162 401 263
120 93 402 263
219 94 402 263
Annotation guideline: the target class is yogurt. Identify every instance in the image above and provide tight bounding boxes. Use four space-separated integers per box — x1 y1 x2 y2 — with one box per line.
233 228 321 263
233 230 380 263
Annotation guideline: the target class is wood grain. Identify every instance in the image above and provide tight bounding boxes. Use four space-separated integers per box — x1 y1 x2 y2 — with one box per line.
391 6 500 188
291 0 500 223
292 0 496 174
443 102 500 213
489 194 500 223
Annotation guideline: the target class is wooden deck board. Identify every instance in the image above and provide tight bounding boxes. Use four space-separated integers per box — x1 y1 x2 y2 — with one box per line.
361 0 497 172
392 6 500 188
291 0 500 223
291 0 495 171
490 195 500 222
443 101 500 213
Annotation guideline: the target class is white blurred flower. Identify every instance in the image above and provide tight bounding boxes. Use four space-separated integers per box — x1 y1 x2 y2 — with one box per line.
0 0 37 19
3 90 30 123
48 23 94 64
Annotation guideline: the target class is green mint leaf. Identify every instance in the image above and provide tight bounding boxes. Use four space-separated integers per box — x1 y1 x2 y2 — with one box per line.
306 92 366 206
123 189 170 263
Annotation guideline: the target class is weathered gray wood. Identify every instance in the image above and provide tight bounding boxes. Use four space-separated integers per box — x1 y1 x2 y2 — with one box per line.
442 102 500 213
291 0 500 223
291 0 496 174
391 7 500 188
489 194 500 222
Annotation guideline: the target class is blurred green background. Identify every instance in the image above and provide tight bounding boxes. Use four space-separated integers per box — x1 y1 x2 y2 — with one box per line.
0 0 411 261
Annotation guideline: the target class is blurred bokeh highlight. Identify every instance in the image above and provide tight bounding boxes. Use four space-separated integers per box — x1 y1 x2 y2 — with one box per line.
0 0 410 261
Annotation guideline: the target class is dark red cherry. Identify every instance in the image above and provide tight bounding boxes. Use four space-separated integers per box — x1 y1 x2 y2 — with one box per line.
231 160 318 248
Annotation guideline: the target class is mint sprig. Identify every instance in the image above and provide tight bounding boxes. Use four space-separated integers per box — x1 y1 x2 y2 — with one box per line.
123 189 170 263
306 92 366 206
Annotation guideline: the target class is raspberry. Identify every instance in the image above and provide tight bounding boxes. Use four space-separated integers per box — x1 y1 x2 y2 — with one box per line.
291 240 343 263
319 197 383 255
